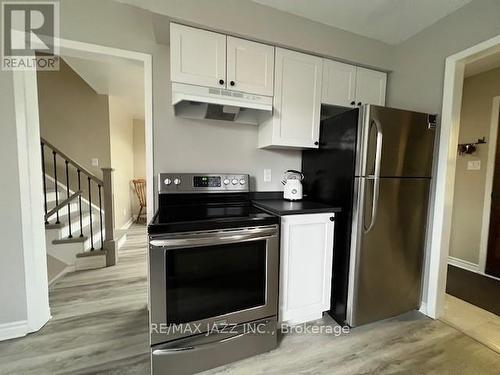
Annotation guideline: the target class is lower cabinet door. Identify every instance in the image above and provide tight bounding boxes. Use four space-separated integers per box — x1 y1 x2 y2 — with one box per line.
279 213 335 325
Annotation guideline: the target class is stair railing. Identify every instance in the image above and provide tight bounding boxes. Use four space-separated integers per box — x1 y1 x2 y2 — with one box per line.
41 137 115 254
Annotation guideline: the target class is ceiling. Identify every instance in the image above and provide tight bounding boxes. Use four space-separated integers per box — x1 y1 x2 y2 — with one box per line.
251 0 472 45
63 54 145 120
465 50 500 77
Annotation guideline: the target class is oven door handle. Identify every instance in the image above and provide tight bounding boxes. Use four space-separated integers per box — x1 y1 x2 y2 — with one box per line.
152 319 272 355
152 332 246 355
150 226 278 250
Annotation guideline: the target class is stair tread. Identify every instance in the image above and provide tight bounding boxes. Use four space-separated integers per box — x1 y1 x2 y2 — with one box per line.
45 222 65 229
46 210 95 225
53 236 88 244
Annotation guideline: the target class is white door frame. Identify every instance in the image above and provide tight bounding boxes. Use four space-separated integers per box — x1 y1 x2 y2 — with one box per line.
479 96 500 274
426 34 500 319
13 36 154 335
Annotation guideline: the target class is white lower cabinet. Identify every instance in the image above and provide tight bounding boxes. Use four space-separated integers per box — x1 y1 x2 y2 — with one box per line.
279 213 335 325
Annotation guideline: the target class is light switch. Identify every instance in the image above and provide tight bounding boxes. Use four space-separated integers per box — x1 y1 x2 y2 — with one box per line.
467 160 481 170
91 158 99 167
264 169 272 182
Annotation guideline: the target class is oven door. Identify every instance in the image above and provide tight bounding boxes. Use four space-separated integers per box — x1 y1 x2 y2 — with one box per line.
149 225 279 345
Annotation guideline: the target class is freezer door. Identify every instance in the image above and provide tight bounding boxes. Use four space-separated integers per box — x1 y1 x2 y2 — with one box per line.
347 177 430 327
361 105 436 177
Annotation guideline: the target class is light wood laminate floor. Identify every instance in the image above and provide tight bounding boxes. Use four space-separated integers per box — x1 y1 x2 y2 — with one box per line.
442 294 500 354
1 224 499 374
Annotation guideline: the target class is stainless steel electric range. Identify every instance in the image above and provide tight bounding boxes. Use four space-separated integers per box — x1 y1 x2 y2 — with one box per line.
148 173 279 375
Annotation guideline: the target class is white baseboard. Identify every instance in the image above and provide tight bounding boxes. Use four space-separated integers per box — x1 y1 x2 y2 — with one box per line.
48 266 71 287
116 233 127 250
0 320 29 341
121 216 134 230
481 272 500 282
448 256 479 272
448 257 500 281
419 301 428 316
75 254 106 271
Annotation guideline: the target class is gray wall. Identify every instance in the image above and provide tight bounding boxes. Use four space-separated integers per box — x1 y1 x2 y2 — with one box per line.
57 0 394 192
0 0 393 330
2 0 500 331
114 0 393 69
37 58 111 178
387 0 500 114
0 70 29 326
155 47 304 191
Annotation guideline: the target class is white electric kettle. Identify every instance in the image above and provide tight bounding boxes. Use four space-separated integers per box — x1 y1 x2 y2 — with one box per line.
282 170 304 201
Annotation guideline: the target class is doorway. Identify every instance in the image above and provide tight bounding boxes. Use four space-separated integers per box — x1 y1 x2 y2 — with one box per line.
37 52 148 284
434 42 500 353
13 36 153 335
425 34 500 321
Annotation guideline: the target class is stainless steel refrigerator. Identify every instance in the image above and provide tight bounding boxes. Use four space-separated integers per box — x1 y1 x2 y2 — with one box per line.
302 105 436 327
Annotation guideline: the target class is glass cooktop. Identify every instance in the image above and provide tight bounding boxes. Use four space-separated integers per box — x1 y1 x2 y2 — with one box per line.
148 197 278 234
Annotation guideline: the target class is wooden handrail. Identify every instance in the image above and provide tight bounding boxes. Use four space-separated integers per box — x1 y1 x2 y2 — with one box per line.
41 137 103 185
45 190 82 221
41 137 117 266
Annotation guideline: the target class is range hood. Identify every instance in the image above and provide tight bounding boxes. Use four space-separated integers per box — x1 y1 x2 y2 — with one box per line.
172 83 273 125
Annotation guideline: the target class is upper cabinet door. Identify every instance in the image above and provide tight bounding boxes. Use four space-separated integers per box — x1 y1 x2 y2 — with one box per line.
272 48 322 148
321 60 357 107
355 67 387 106
226 37 275 96
170 23 227 89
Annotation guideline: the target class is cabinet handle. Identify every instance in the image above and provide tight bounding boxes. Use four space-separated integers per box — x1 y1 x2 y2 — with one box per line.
330 217 334 221
357 102 362 106
230 81 235 86
314 141 319 146
219 79 225 85
350 101 355 105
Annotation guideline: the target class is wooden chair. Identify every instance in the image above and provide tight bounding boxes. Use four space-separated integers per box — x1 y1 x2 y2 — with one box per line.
132 179 146 223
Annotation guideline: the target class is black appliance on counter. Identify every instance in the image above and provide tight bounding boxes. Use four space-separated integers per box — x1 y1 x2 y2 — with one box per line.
148 173 279 375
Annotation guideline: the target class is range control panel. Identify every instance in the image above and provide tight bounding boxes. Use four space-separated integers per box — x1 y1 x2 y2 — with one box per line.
158 173 249 194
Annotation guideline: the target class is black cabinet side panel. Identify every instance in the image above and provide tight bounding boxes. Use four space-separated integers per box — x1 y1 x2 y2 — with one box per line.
302 109 358 324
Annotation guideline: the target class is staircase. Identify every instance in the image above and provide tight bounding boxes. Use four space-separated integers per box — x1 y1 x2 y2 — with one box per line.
41 138 123 285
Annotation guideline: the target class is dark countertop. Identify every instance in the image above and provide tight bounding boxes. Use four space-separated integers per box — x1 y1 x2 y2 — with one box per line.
253 199 341 216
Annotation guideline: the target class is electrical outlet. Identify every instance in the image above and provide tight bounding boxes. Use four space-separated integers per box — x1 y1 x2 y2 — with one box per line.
91 158 99 167
264 169 272 182
467 160 481 170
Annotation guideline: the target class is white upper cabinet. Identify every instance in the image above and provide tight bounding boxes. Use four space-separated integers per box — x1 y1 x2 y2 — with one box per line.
321 60 357 107
321 60 387 108
170 24 275 96
259 48 322 149
170 23 226 89
226 36 274 96
355 67 387 106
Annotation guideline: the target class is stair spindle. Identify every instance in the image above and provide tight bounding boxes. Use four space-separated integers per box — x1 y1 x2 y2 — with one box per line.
77 170 83 237
41 142 49 224
98 185 104 249
65 160 72 238
53 151 60 224
88 177 94 250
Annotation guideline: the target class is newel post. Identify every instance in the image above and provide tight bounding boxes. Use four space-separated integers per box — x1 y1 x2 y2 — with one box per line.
102 167 117 266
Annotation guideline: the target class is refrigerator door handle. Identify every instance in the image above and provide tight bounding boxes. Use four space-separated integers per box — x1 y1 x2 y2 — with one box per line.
364 119 383 233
